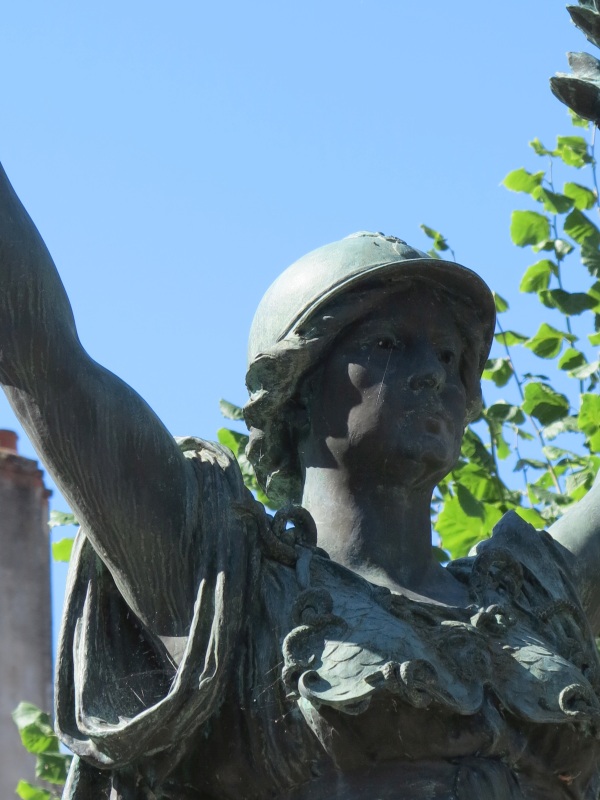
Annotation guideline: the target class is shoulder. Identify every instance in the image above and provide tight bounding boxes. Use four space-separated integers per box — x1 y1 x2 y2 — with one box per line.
175 435 249 496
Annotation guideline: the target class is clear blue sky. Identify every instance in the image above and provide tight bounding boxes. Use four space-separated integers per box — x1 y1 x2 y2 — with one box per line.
0 1 594 652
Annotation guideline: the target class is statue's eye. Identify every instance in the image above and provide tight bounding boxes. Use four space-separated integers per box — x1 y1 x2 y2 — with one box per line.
376 336 395 350
439 349 456 364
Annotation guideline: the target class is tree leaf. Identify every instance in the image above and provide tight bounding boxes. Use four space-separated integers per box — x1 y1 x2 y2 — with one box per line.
52 538 74 563
569 108 591 128
432 545 450 563
556 135 593 167
525 322 574 358
420 224 449 251
578 393 600 451
510 210 551 247
455 484 485 519
15 782 52 800
219 399 244 421
538 288 597 315
494 330 528 346
12 703 58 754
482 357 513 387
48 510 77 529
563 181 597 209
216 427 248 457
485 402 525 424
532 187 574 214
570 359 599 379
542 415 580 439
502 168 544 194
558 347 587 371
529 137 555 156
36 752 72 785
515 507 547 529
582 243 600 276
435 496 502 559
555 238 575 257
522 382 570 425
589 331 600 345
564 208 600 247
514 458 547 471
519 260 556 293
493 292 509 313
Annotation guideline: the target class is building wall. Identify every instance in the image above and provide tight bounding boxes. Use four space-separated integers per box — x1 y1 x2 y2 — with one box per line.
0 430 52 798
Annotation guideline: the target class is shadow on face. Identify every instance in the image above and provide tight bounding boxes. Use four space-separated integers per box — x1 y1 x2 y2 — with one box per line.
297 284 473 491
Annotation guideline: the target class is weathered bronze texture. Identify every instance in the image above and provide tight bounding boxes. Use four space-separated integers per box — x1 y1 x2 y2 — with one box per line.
2 162 600 799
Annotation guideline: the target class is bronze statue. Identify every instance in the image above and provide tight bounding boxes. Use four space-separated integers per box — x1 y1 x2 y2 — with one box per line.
2 161 600 799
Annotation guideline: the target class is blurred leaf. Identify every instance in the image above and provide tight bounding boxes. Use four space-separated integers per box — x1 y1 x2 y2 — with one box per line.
217 427 248 457
564 208 600 247
494 330 528 346
493 292 509 313
519 260 556 293
514 458 546 471
589 331 600 345
461 427 495 472
570 359 600 379
432 545 450 563
569 109 591 128
420 224 449 251
556 135 593 167
12 703 58 754
522 382 570 425
15 782 52 800
482 357 514 387
543 415 580 439
502 168 544 194
538 288 597 315
579 393 600 451
581 243 600 276
564 181 597 209
532 187 574 214
515 507 547 528
219 399 244 421
48 510 77 529
510 210 551 247
36 752 72 785
555 238 575 257
530 137 555 156
51 538 74 563
435 496 502 559
485 402 525 424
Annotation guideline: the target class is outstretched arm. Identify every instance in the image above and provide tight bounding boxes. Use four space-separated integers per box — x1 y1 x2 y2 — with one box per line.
0 162 198 636
549 477 600 634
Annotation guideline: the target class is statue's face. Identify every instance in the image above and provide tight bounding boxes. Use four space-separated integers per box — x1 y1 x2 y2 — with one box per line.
301 285 468 489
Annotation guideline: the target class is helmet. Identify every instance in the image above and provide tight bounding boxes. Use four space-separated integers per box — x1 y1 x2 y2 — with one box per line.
244 231 496 504
248 231 495 372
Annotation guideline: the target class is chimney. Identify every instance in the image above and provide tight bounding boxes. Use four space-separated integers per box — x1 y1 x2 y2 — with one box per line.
0 428 52 795
0 430 18 453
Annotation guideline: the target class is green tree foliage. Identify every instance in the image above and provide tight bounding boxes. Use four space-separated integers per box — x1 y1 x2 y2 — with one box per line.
12 703 72 799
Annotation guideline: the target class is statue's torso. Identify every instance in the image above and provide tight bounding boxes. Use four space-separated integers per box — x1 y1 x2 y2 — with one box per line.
175 513 600 800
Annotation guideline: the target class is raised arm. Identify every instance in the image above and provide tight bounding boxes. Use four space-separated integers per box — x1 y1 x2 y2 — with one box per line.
0 162 199 636
549 477 600 634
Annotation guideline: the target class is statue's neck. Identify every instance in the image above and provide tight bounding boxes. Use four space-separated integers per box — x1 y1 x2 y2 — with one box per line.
301 466 441 596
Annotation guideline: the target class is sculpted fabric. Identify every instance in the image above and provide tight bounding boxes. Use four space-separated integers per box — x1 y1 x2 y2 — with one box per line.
56 439 600 800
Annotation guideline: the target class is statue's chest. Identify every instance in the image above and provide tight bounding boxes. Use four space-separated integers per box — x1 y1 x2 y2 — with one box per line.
280 547 600 771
